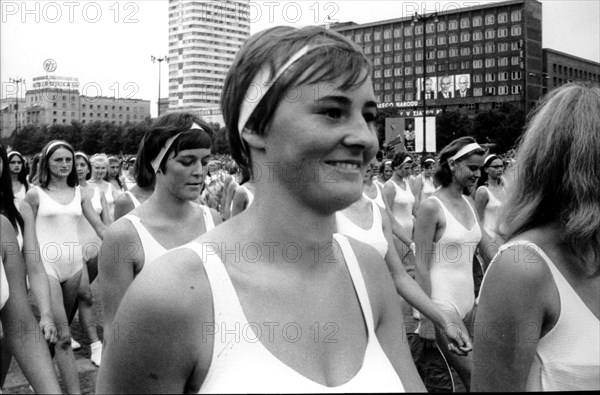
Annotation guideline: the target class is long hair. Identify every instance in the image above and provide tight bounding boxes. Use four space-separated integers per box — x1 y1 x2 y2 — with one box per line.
106 156 124 189
499 82 600 274
221 25 371 178
75 152 92 181
38 140 78 188
7 151 29 192
0 143 24 232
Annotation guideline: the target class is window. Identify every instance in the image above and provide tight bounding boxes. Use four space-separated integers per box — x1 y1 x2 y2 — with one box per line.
374 31 381 40
460 32 470 42
511 85 522 94
405 80 414 88
394 93 403 101
511 25 522 36
498 86 509 95
404 26 413 36
449 34 458 44
384 56 393 64
438 21 446 31
473 59 483 69
415 25 423 34
105 105 108 110
416 66 423 74
374 70 382 78
394 54 402 63
498 43 509 52
511 71 522 80
438 64 447 72
394 42 402 50
486 87 496 95
498 12 508 23
450 48 459 57
384 69 392 77
498 27 508 38
486 58 496 67
374 57 382 66
511 56 520 65
485 73 496 82
473 45 483 54
355 33 362 43
394 68 403 76
405 66 413 75
393 28 402 37
395 81 403 89
473 31 483 41
404 41 413 49
437 36 446 45
374 45 382 53
384 82 391 90
449 20 458 30
473 16 482 27
460 17 470 28
485 14 495 25
498 57 509 66
438 49 447 58
415 52 423 61
499 72 509 81
426 23 436 33
473 74 483 83
426 37 435 46
364 33 372 41
426 51 436 59
460 61 470 70
415 39 423 48
474 87 483 96
450 62 459 71
374 82 381 90
82 112 86 117
364 46 372 54
511 10 522 22
485 29 495 39
486 43 495 53
511 41 521 51
461 47 471 56
406 93 414 101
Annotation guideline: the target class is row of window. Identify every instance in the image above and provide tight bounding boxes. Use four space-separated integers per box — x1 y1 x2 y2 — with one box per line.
353 9 522 42
377 84 522 102
551 63 599 81
374 63 523 78
373 72 523 91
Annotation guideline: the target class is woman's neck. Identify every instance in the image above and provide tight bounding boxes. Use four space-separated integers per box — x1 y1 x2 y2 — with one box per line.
79 179 88 187
392 173 406 183
488 177 502 187
10 173 19 182
47 177 70 190
446 181 465 198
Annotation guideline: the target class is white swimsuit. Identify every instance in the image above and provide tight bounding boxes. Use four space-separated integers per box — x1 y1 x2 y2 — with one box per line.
77 187 103 261
363 182 386 211
184 233 405 393
478 186 503 239
1 256 9 310
387 179 415 238
336 201 388 259
124 191 142 208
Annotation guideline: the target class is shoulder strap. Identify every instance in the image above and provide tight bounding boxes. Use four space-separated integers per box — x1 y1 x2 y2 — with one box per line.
123 214 163 252
332 234 376 334
201 205 215 232
125 191 141 207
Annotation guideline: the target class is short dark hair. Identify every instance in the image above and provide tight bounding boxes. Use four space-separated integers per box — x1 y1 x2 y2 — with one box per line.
392 152 413 169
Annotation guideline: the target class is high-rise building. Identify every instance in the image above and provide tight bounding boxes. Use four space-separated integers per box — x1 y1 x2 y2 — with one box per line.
167 0 250 113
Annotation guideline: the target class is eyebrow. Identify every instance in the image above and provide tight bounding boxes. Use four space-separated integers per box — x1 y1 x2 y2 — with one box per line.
317 95 378 110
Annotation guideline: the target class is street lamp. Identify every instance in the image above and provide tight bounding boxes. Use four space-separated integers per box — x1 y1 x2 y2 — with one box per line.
151 55 168 117
411 11 438 155
9 77 25 134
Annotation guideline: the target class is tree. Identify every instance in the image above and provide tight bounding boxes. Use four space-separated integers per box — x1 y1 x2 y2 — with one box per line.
436 110 472 149
472 104 526 154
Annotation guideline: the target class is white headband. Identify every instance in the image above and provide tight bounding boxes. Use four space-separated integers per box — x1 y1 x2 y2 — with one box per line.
402 156 413 165
424 158 435 164
8 151 23 159
45 141 69 155
484 154 497 166
150 123 204 173
237 44 325 149
449 143 482 162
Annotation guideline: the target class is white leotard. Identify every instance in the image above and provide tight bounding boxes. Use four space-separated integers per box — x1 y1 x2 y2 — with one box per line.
420 175 437 203
363 182 386 211
0 256 9 310
124 205 215 271
428 196 482 319
78 187 103 262
14 184 26 202
184 234 405 393
336 201 388 259
478 186 503 239
105 183 115 220
482 241 600 391
35 186 84 282
387 179 415 238
124 191 141 208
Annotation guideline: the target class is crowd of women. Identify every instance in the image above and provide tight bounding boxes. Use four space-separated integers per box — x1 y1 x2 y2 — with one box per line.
0 25 598 394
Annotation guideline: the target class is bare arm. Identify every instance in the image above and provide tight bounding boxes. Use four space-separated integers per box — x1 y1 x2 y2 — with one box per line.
474 186 488 223
230 186 247 217
380 207 471 355
0 216 62 394
97 248 208 393
412 176 424 214
382 182 413 246
99 189 113 225
81 189 106 239
412 199 439 298
113 193 135 221
472 243 552 391
99 219 142 332
17 200 57 343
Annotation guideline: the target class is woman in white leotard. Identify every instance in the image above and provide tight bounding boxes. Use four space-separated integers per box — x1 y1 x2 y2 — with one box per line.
73 152 111 366
413 136 495 391
99 113 221 334
473 83 600 392
98 26 425 393
25 140 106 394
112 153 154 220
362 160 386 210
7 151 29 202
88 153 118 221
474 155 506 252
412 155 438 213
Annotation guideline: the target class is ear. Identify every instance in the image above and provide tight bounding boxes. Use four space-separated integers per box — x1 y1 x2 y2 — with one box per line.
241 128 266 150
448 159 456 171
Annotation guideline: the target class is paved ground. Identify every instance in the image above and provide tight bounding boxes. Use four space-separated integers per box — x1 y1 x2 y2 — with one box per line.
2 279 467 393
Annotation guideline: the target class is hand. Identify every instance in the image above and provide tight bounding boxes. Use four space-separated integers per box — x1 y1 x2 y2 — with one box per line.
438 316 472 356
39 314 58 344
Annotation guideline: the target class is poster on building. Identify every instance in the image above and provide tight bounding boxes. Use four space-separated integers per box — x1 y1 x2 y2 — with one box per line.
385 117 405 148
414 116 437 153
454 74 471 97
437 75 455 99
416 77 437 100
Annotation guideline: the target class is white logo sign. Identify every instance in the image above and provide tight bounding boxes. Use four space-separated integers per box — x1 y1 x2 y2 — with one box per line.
43 59 57 72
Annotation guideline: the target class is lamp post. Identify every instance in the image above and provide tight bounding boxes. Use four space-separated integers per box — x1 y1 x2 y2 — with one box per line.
9 77 25 134
411 12 438 155
151 55 168 117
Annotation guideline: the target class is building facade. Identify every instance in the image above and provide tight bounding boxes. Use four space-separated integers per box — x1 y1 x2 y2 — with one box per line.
543 48 600 94
167 0 250 112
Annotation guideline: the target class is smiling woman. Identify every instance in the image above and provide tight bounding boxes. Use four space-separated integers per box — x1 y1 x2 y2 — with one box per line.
97 25 425 393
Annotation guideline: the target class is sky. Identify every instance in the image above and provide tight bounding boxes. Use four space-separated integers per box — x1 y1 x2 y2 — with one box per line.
1 0 599 117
